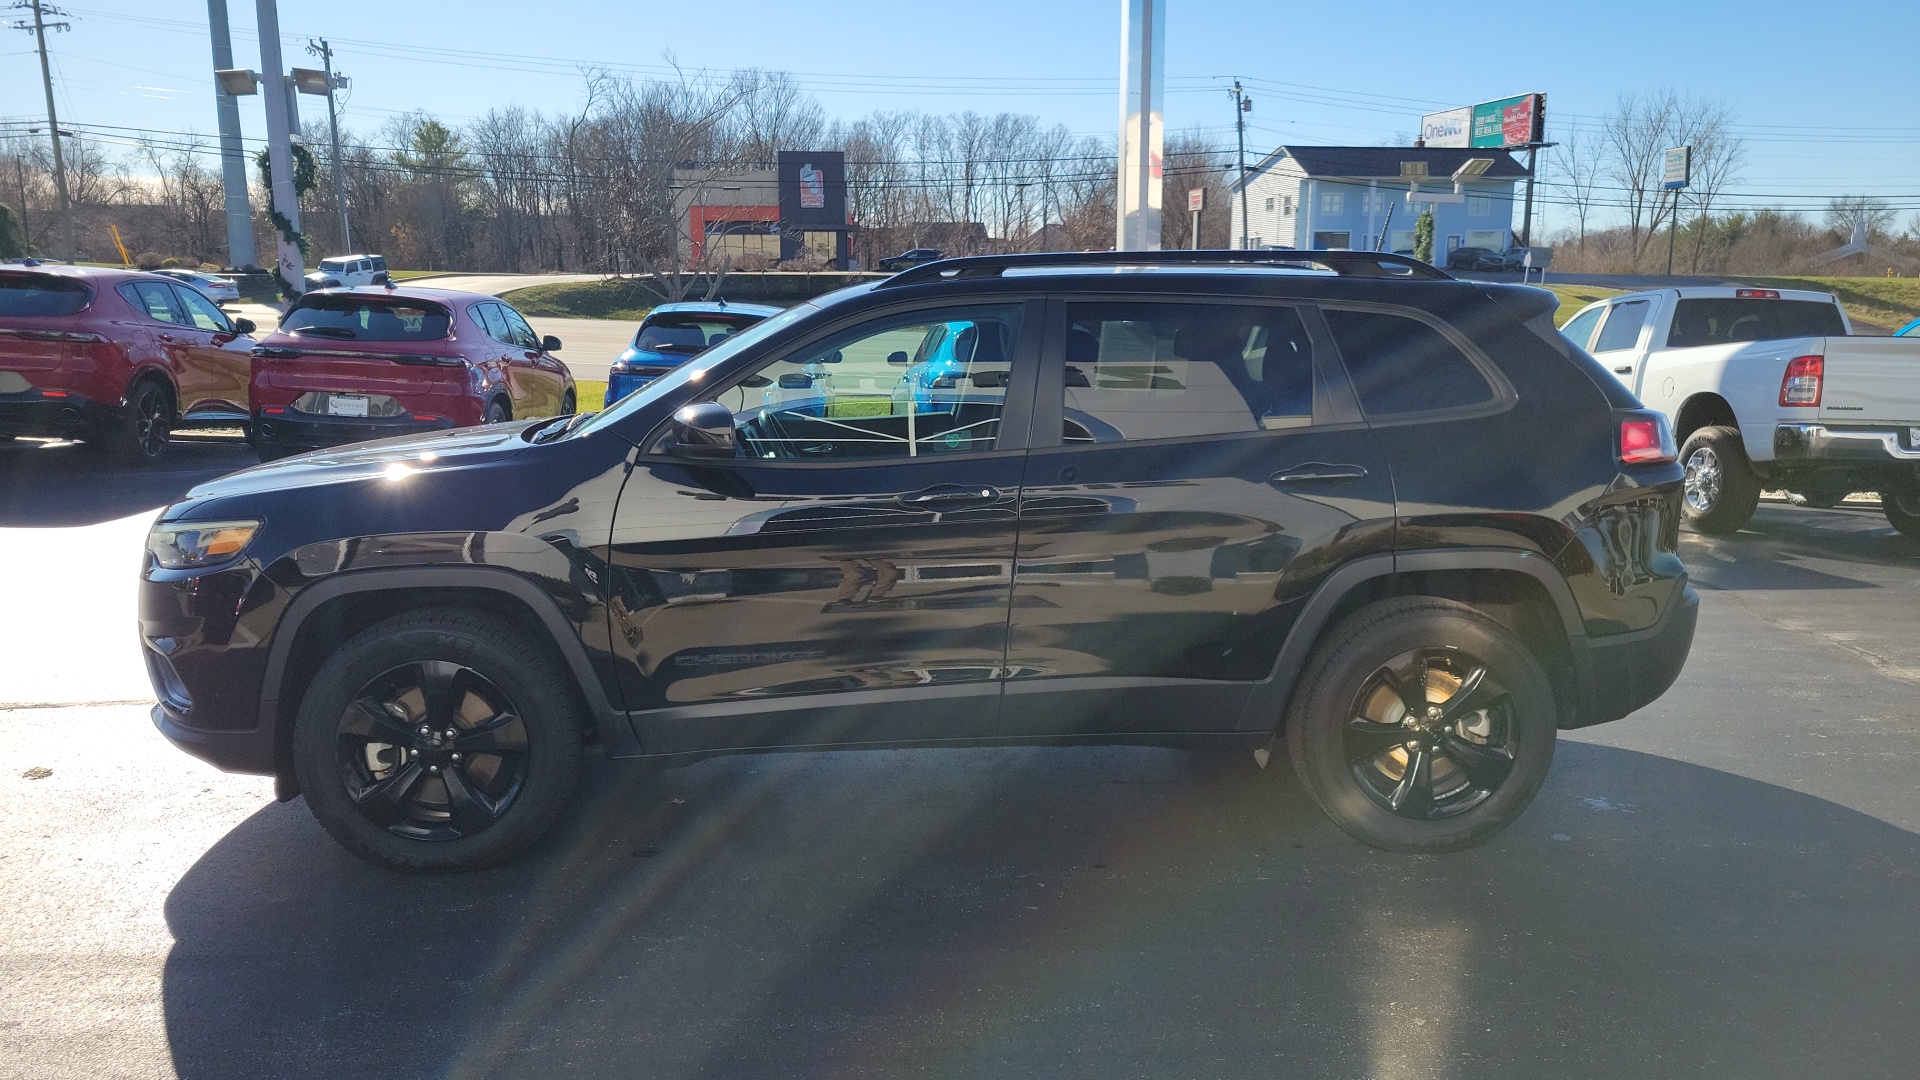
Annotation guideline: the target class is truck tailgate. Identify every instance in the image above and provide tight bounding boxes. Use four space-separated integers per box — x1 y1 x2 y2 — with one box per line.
1819 338 1920 425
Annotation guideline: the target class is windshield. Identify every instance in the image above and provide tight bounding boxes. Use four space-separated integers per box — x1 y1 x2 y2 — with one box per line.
317 259 350 272
578 301 818 435
280 296 452 341
0 273 90 316
634 313 764 354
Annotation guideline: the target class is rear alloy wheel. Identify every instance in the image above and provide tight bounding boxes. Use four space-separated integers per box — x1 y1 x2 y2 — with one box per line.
1678 425 1760 534
101 379 174 465
1286 598 1558 852
293 610 584 872
1883 487 1920 538
485 398 510 424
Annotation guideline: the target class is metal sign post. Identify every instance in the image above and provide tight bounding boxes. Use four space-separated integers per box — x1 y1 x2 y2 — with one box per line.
1188 187 1203 249
1663 145 1691 277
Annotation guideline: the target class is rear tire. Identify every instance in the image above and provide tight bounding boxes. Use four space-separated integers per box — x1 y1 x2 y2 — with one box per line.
1679 425 1760 534
1285 597 1558 852
292 609 585 872
1883 487 1920 538
98 378 173 465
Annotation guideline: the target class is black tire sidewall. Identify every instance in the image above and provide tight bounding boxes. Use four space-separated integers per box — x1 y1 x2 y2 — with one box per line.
293 613 583 872
1884 488 1920 537
1680 425 1760 534
106 379 172 465
485 399 509 424
1285 598 1558 852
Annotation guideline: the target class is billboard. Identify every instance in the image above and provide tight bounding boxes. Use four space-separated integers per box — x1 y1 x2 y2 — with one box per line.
777 150 847 230
1663 146 1691 190
1420 93 1545 150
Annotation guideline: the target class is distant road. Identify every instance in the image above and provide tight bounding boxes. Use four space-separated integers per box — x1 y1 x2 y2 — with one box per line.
407 272 601 295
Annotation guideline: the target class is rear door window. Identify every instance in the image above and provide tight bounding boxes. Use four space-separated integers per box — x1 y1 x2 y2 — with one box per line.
1059 302 1317 441
0 274 89 316
123 281 185 325
1592 300 1650 353
1322 308 1496 418
1666 298 1847 347
281 296 452 341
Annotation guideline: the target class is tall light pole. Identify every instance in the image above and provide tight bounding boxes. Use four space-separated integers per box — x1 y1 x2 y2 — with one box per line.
205 0 255 268
306 38 350 253
254 0 303 296
10 0 76 262
1230 80 1252 250
1116 0 1164 251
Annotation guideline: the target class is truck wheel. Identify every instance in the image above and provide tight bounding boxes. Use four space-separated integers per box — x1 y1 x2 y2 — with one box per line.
1679 426 1760 534
1883 488 1920 538
292 609 585 872
97 378 174 465
1285 597 1558 853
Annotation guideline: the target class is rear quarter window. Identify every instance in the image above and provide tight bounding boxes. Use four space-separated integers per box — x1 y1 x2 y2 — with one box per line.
1322 307 1497 418
0 274 90 316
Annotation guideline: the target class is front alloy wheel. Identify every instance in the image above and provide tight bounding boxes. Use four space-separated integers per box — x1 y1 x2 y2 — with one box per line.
336 660 530 841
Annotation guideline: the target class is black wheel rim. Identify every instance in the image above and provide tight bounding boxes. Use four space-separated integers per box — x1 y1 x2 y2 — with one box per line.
1344 647 1518 821
335 660 531 841
133 386 169 457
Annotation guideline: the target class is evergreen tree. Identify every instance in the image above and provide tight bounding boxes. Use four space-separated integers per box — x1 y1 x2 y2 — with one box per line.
1414 207 1435 265
0 202 24 260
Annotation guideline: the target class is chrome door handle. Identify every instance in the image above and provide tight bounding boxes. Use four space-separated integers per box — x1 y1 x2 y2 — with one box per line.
157 333 179 342
900 484 1000 506
1271 463 1369 484
1613 366 1633 374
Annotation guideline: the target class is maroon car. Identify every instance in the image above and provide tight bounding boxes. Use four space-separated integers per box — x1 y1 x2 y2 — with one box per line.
248 286 575 460
0 263 258 463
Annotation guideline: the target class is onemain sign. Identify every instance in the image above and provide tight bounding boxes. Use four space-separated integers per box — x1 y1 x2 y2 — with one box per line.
1421 93 1545 149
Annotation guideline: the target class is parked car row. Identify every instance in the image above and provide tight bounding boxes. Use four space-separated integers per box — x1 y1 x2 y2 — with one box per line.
0 264 575 464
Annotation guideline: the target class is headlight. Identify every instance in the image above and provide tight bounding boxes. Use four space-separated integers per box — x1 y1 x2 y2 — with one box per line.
146 519 261 569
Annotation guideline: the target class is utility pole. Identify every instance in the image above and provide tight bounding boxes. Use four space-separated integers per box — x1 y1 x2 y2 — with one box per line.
206 0 255 268
307 37 350 252
1116 0 1164 251
1230 80 1251 249
10 0 76 262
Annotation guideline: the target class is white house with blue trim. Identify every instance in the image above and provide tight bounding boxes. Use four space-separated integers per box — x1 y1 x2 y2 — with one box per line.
1227 146 1529 257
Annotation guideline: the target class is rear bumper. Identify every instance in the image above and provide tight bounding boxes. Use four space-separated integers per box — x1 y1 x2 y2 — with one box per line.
1774 424 1920 463
1570 585 1699 728
252 410 458 451
605 372 663 408
0 391 111 438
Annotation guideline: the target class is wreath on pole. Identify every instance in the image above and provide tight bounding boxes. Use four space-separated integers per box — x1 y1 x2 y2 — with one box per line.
254 143 319 298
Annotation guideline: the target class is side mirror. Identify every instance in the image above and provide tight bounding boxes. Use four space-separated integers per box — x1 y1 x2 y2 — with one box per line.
668 402 735 458
777 372 814 389
541 334 563 352
234 317 257 335
887 350 910 365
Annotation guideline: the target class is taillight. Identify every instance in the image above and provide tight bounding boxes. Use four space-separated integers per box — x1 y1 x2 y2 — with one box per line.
1780 354 1823 407
1618 411 1676 465
1735 288 1780 300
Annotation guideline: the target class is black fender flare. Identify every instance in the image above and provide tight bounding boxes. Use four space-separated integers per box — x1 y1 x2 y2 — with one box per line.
1233 548 1593 732
260 565 636 795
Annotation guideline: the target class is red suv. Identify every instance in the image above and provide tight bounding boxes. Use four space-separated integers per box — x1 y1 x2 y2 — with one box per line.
249 287 575 460
0 263 258 463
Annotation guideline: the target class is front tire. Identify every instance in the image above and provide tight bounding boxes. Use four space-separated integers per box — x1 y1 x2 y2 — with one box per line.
1285 597 1559 853
1679 425 1760 534
484 398 510 424
292 610 585 872
560 390 576 416
1883 487 1920 538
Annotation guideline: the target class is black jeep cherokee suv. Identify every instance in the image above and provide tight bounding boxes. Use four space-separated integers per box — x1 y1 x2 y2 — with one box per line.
141 251 1696 871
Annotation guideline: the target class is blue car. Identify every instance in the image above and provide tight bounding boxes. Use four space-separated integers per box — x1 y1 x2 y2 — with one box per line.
1896 318 1920 337
605 301 782 408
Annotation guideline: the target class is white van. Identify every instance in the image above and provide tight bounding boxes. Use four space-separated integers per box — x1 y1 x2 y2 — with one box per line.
305 255 390 290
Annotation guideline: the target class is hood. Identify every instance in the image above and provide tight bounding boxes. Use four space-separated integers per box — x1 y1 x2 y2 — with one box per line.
171 420 539 507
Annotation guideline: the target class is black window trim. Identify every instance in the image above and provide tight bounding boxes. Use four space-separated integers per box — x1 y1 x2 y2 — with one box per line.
167 281 232 334
1314 299 1518 428
1025 292 1367 455
643 295 1046 469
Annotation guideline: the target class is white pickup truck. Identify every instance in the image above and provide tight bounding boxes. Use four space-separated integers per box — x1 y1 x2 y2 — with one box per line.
1560 286 1920 536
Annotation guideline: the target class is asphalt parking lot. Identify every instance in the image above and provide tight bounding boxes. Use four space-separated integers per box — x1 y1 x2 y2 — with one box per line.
3 442 1919 1079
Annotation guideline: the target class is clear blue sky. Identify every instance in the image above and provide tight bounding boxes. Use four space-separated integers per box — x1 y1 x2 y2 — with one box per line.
4 0 1917 233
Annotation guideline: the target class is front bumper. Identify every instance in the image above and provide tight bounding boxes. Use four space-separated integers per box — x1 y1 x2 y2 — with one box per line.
1571 585 1699 728
151 700 277 775
253 410 458 451
0 390 110 438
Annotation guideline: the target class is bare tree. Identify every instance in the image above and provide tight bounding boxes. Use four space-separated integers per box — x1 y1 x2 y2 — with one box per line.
1825 196 1898 241
1602 89 1745 267
1550 128 1602 249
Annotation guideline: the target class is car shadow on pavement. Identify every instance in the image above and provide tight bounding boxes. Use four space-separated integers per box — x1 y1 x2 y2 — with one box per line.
0 438 256 528
160 742 1920 1080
